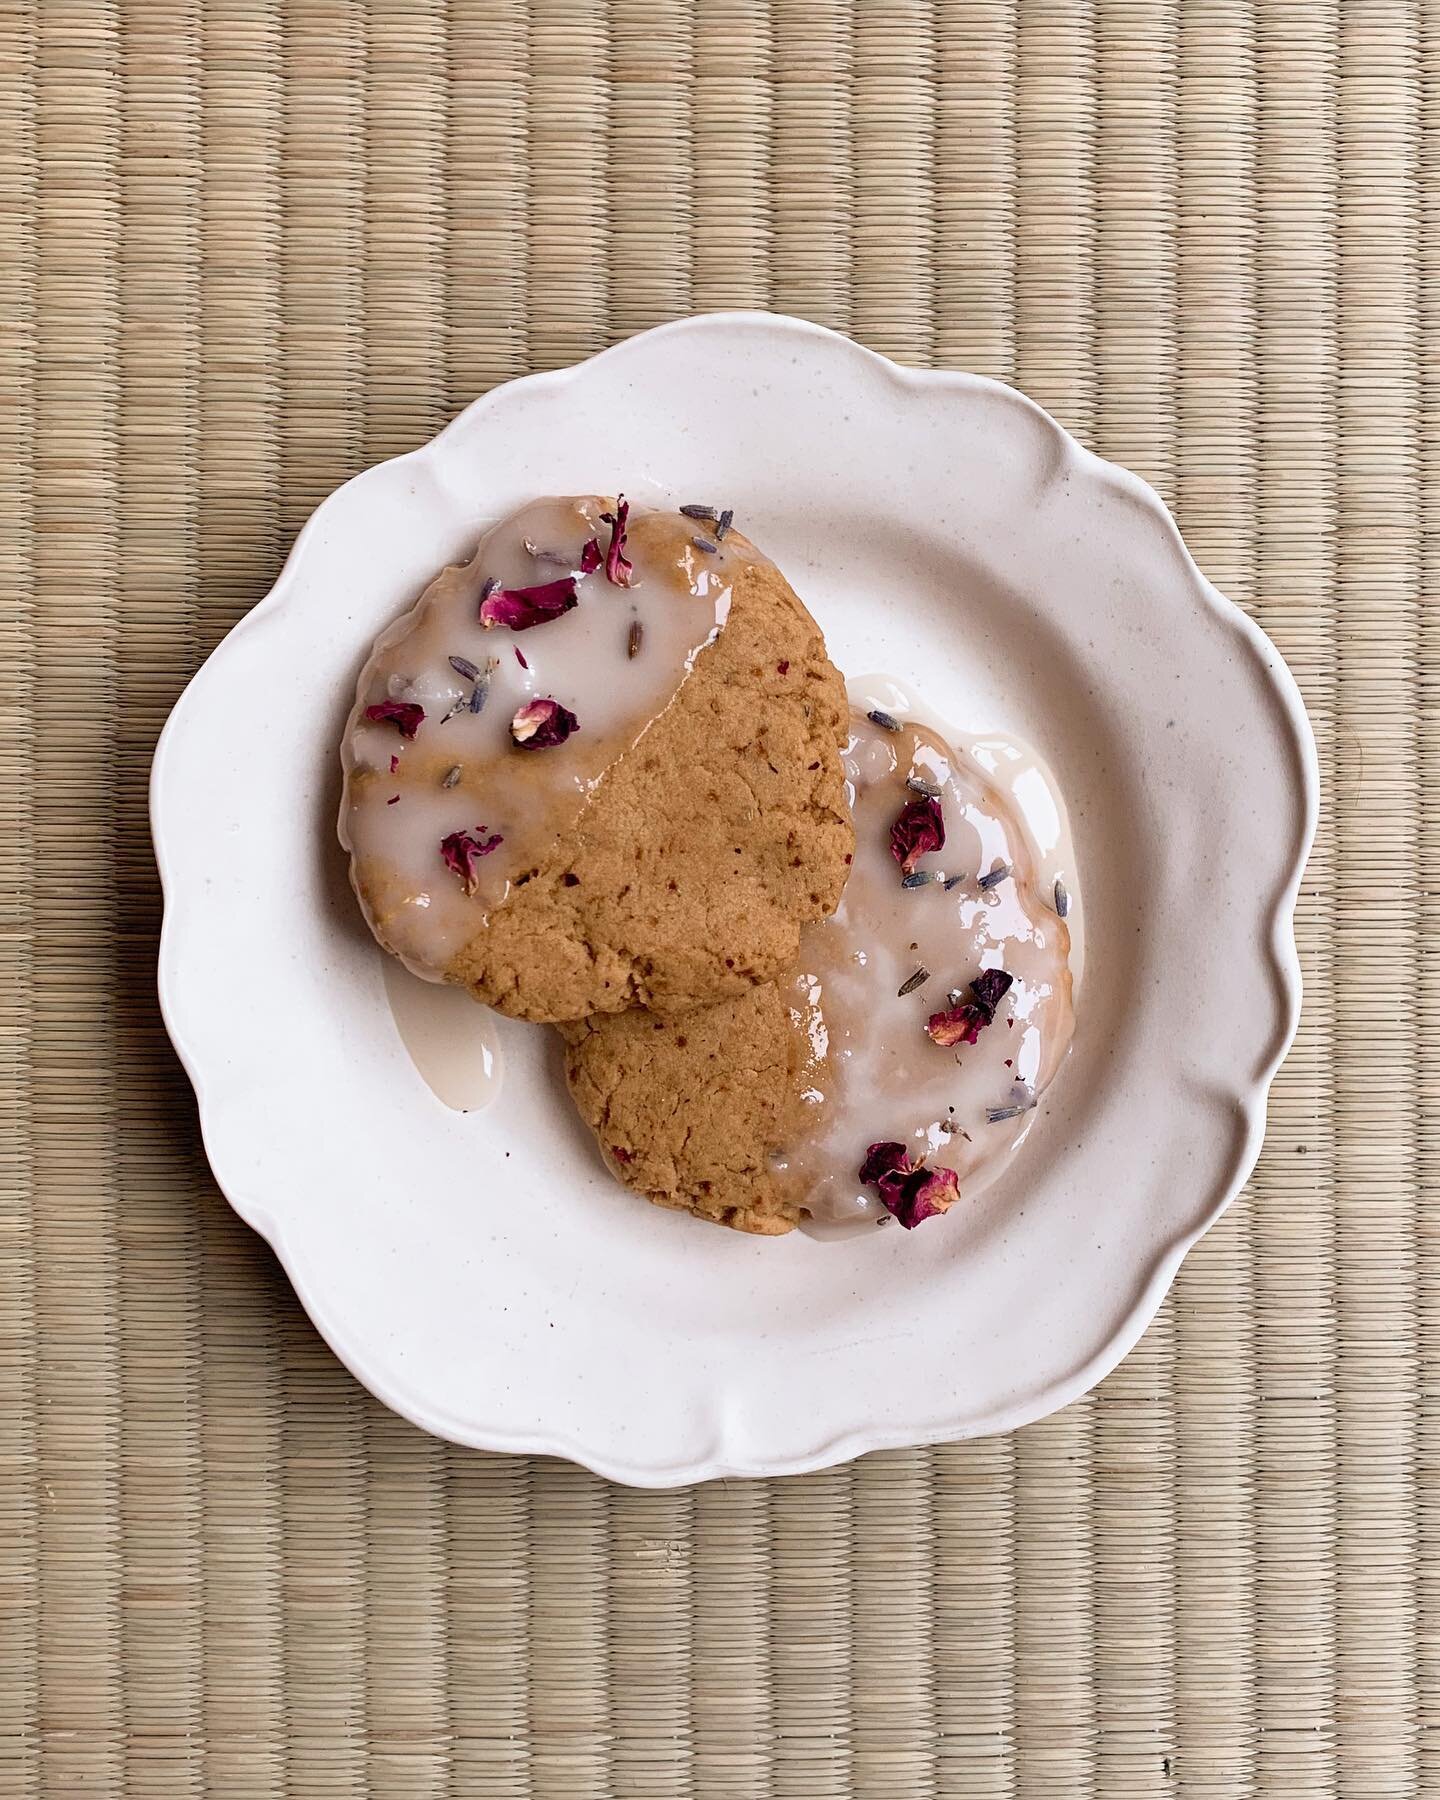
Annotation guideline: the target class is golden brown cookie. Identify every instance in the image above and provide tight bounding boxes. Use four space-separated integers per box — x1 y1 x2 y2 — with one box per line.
341 498 853 1024
559 705 1079 1237
559 986 802 1235
450 555 851 1020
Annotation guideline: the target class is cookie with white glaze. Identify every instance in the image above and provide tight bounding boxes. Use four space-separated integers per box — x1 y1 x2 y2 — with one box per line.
560 707 1077 1235
340 498 853 1023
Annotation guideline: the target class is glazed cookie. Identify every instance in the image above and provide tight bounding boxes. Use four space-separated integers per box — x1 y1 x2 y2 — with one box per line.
339 497 853 1022
562 706 1077 1235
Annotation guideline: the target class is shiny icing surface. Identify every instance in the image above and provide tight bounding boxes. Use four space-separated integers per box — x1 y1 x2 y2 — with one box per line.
340 498 738 980
777 699 1078 1236
381 956 502 1112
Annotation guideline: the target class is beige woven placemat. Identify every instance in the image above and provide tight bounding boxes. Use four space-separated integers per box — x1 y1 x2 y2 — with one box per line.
2 1 1435 1794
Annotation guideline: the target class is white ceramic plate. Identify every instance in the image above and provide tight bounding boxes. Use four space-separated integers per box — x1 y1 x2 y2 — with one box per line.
152 313 1317 1487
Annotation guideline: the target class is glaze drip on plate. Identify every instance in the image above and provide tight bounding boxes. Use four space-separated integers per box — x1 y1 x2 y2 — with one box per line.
382 955 502 1112
775 694 1079 1236
340 498 739 981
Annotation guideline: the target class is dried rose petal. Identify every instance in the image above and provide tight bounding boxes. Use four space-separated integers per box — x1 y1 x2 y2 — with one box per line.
580 538 603 574
389 755 399 773
479 576 579 631
440 826 503 894
511 696 579 749
364 699 425 739
859 1142 918 1220
889 795 945 875
598 495 633 587
857 1141 959 1229
968 967 1014 1014
926 1004 989 1047
925 967 1014 1047
859 1141 911 1186
886 1163 960 1229
610 1146 634 1164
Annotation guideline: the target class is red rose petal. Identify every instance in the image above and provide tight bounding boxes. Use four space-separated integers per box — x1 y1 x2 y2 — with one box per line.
598 495 633 587
889 795 945 875
925 968 1014 1047
857 1141 960 1229
580 538 603 574
859 1141 911 1186
887 1163 960 1229
364 699 425 739
968 967 1014 1014
479 576 579 631
925 1003 989 1047
440 826 504 895
511 696 579 749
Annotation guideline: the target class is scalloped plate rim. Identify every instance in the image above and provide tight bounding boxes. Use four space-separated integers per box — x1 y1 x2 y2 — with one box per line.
151 312 1318 1488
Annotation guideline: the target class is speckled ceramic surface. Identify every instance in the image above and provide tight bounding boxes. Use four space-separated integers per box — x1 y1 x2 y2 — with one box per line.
151 314 1317 1486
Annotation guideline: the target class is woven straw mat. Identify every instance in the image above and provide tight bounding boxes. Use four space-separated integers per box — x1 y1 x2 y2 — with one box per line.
3 1 1437 1795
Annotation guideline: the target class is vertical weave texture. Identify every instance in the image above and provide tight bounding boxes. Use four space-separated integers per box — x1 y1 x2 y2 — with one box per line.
2 0 1432 1794
1174 8 1261 1795
117 8 204 1796
0 2 38 1794
196 8 287 1795
1419 12 1440 1796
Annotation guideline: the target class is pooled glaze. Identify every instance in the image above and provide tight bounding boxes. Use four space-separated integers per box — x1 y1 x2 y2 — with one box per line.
776 698 1078 1236
340 498 738 981
382 954 502 1112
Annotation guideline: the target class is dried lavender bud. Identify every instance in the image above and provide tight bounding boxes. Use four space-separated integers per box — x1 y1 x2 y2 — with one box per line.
522 537 571 566
897 966 931 997
868 709 902 732
906 774 941 798
627 619 643 659
977 861 1012 891
441 765 461 788
1054 877 1070 919
449 655 481 681
714 507 734 539
680 503 717 521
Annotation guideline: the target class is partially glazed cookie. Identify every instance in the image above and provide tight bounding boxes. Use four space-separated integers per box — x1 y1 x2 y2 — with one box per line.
562 706 1077 1234
339 497 853 1023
